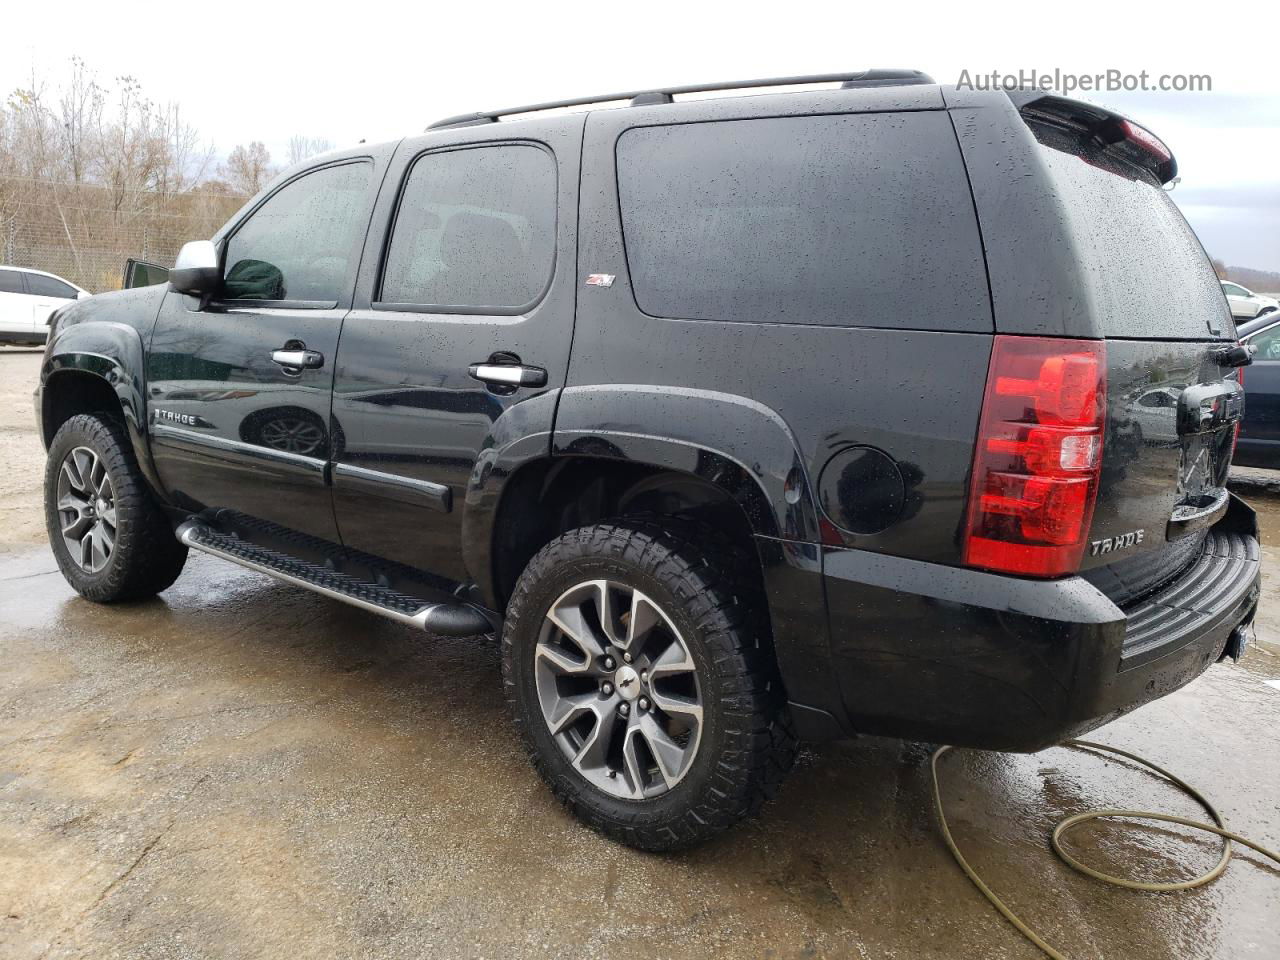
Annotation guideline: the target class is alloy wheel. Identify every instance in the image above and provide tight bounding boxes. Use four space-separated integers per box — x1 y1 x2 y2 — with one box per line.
55 446 117 573
534 579 703 800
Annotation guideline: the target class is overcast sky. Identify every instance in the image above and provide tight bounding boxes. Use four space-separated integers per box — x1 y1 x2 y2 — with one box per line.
4 0 1276 271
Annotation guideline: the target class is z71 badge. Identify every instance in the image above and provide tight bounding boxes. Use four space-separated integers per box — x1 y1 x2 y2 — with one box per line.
1089 530 1145 556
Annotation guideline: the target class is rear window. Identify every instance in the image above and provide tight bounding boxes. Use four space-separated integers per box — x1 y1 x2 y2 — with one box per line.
0 270 24 294
1029 137 1231 340
615 113 991 331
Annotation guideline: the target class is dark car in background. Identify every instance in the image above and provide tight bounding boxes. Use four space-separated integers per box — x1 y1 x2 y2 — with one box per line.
1236 313 1280 469
34 71 1261 850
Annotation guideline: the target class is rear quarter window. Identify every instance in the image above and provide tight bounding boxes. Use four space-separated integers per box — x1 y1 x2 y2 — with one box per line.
615 112 991 332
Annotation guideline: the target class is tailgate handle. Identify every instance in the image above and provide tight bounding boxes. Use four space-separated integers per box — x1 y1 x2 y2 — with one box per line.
1177 380 1244 436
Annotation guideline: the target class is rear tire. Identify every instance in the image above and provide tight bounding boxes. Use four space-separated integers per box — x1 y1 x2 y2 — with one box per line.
44 413 187 602
501 520 796 850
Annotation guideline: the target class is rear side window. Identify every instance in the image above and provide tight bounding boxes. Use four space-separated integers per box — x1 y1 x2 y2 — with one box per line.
25 274 77 298
224 161 372 303
615 113 991 331
380 144 557 311
0 270 24 294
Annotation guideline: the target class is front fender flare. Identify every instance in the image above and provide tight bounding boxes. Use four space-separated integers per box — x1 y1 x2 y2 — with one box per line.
41 321 163 498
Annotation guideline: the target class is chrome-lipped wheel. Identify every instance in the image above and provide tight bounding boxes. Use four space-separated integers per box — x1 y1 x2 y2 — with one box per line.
55 446 116 573
534 580 703 800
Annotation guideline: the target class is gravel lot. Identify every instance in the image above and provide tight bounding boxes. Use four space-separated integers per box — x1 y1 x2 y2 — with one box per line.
2 347 1278 959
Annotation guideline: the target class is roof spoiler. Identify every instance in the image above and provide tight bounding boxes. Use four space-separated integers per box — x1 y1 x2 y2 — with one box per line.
1007 91 1178 185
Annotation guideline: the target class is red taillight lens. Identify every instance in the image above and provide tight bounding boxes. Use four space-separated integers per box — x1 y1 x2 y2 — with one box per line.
963 336 1106 577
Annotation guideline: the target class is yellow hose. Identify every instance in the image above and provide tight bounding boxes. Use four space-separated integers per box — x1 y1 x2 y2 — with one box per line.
931 740 1280 960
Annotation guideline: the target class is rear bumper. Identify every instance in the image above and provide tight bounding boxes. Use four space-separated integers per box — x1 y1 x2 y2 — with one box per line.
818 495 1261 751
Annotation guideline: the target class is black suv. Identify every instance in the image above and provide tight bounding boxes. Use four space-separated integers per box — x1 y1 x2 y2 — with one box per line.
36 71 1261 850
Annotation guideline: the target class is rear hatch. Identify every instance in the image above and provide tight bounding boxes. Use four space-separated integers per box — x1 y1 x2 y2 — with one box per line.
1017 96 1242 601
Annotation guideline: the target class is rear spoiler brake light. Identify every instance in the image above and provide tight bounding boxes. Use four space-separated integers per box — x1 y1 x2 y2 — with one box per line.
1008 92 1178 185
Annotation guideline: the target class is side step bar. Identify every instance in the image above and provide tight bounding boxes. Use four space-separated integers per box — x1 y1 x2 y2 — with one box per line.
176 520 496 637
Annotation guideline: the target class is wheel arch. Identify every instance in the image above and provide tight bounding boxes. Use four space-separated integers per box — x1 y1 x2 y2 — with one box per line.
480 456 769 613
41 321 164 499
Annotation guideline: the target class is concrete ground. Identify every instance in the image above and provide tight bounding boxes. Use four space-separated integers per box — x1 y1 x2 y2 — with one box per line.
1 346 1277 959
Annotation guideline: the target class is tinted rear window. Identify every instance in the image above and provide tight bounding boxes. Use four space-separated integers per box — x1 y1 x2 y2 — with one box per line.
380 144 557 311
1030 138 1231 340
615 112 991 331
0 270 24 294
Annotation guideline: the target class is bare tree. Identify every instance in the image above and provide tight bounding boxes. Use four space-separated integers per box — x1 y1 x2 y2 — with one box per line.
57 56 102 184
0 57 332 290
152 102 215 200
220 141 274 196
287 135 334 165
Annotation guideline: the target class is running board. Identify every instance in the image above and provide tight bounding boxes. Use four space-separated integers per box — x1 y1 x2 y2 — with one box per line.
176 520 495 637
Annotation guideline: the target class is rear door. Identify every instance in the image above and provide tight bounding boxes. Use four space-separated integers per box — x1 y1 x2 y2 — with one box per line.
330 117 582 582
24 273 80 330
147 156 382 542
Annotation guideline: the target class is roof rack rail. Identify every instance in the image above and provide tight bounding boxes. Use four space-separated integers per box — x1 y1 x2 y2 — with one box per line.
427 69 935 130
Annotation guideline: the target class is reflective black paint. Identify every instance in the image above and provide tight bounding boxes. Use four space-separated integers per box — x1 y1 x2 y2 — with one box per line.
36 83 1262 751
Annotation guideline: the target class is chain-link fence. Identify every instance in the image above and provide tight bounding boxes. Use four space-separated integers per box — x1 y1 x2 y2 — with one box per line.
0 177 247 293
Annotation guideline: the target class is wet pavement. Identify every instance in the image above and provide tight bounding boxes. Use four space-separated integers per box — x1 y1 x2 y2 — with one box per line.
1 349 1278 959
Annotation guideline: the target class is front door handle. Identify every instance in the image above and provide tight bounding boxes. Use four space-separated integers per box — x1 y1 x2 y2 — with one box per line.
271 348 324 370
468 363 548 389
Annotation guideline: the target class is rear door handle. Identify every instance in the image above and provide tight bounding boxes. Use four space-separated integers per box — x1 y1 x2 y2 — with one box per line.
468 363 547 388
271 348 324 370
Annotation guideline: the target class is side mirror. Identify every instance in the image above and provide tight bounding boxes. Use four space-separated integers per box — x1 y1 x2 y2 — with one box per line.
169 240 221 296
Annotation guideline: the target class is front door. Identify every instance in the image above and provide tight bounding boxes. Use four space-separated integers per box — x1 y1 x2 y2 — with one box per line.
147 157 380 542
330 120 583 582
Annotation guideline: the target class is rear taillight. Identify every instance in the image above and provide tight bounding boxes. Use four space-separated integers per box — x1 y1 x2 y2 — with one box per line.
963 336 1106 577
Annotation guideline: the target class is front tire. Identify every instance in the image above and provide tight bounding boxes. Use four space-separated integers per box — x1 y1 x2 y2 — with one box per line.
44 413 188 602
501 521 796 850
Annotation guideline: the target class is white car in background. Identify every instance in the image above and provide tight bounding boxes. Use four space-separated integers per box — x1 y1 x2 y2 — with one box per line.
1221 280 1279 320
0 266 89 344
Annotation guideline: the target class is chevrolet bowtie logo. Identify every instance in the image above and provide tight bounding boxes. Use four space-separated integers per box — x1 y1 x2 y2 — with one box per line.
620 676 636 688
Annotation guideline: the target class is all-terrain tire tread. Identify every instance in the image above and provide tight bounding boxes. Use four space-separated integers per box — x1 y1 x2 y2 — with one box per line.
44 413 187 602
500 519 797 851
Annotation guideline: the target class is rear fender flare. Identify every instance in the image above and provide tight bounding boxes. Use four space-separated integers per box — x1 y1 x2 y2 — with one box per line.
550 384 820 541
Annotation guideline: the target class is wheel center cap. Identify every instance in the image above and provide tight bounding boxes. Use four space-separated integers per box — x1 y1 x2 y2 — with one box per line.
96 499 108 515
613 665 641 701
